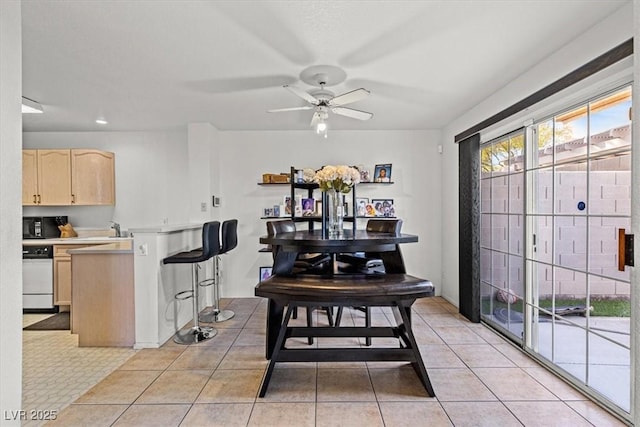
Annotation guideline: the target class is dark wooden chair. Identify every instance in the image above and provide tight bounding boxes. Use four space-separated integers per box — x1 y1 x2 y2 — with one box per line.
266 220 333 343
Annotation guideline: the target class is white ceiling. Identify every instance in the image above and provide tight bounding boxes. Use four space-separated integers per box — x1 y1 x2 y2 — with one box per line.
21 0 629 133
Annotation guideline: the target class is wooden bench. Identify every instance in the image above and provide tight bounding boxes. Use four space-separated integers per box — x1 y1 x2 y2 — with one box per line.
254 273 435 397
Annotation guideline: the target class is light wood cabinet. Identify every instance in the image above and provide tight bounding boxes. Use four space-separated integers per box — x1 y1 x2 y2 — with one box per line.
22 149 72 205
22 149 115 206
71 149 115 205
53 244 92 306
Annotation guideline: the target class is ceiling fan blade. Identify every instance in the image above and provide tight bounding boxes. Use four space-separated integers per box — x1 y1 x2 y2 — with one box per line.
331 107 373 121
267 106 314 113
329 88 370 106
284 85 319 105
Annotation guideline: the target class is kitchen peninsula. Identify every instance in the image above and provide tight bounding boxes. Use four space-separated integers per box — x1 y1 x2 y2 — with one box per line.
69 240 134 347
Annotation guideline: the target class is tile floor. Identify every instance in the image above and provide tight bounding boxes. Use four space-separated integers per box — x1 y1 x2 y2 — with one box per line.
24 297 626 426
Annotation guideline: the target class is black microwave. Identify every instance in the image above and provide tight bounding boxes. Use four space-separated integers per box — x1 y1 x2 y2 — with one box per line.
23 216 68 239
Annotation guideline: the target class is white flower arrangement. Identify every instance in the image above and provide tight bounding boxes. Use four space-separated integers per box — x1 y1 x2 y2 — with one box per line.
302 168 316 183
313 165 361 193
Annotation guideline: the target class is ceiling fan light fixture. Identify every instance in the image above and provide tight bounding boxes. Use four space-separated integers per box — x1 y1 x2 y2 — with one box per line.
21 97 43 114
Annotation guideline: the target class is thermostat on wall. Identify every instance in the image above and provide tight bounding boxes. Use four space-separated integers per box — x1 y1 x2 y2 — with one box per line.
212 196 221 207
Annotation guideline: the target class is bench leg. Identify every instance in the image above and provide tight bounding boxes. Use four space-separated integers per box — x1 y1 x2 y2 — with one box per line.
266 299 285 359
259 305 294 397
396 303 435 397
306 307 314 345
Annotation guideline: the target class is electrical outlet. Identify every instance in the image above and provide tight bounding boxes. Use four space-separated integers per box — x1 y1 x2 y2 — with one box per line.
200 202 207 212
212 196 220 207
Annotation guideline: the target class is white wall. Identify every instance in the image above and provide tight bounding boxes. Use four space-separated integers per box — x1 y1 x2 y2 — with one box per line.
0 1 23 424
216 129 442 298
22 131 190 230
439 3 634 307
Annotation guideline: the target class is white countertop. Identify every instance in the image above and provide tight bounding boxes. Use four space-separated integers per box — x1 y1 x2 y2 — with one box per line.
23 237 133 245
127 223 202 234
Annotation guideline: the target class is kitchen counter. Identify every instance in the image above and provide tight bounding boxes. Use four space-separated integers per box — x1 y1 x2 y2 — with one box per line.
23 237 133 245
67 240 133 254
128 223 201 234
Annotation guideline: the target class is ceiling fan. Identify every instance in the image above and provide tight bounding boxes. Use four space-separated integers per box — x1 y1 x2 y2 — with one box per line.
267 65 373 137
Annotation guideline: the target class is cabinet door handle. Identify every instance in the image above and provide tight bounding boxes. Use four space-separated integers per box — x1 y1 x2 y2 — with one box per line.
33 194 37 204
71 194 75 204
37 195 41 204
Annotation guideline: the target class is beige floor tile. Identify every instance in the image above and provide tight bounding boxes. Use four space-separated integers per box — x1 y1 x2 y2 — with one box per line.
317 368 375 402
45 404 128 427
260 367 317 402
492 343 541 367
466 323 510 344
249 402 316 426
431 326 487 345
117 348 184 370
217 345 269 370
427 368 496 401
369 366 434 401
422 313 468 327
449 344 516 368
196 369 263 403
566 400 628 426
419 344 466 368
167 346 227 370
523 367 589 401
135 370 211 404
234 327 266 346
194 327 241 348
412 322 446 345
505 401 593 426
74 370 161 404
316 402 384 427
111 404 190 427
181 403 253 427
413 303 451 315
379 401 453 427
473 367 557 401
440 401 521 427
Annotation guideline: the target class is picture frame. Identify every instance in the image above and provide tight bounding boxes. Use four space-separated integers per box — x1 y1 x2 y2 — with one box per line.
273 205 280 217
301 198 315 216
374 164 392 182
283 196 292 215
263 207 274 217
315 200 323 216
371 199 395 217
259 266 273 282
364 203 377 217
356 197 369 217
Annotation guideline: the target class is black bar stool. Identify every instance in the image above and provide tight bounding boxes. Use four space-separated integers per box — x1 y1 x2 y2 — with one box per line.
200 219 238 323
163 221 220 344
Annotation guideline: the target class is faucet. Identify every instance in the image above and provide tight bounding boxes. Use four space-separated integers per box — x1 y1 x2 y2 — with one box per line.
109 221 121 237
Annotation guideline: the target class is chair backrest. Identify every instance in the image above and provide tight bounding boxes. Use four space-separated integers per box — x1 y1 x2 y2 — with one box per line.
266 219 296 236
220 219 238 254
201 221 221 259
366 219 403 235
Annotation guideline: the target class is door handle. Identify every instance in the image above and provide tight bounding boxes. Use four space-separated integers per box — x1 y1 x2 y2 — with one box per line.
33 194 36 204
71 194 75 204
618 228 634 271
37 194 41 204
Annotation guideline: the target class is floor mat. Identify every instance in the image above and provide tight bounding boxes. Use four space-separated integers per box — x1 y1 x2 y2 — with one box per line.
23 312 70 331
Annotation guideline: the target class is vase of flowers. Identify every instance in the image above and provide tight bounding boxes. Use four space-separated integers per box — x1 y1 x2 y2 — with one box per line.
313 165 361 238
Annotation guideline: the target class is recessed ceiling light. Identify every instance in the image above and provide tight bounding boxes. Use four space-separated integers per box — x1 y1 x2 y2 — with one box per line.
22 97 43 114
95 119 108 125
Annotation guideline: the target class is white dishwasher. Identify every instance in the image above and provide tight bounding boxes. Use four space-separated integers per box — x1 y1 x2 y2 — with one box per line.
23 245 54 311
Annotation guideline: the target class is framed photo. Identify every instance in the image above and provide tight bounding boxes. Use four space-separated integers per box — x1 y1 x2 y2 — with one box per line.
364 203 377 217
371 199 395 217
301 198 315 216
374 164 392 182
259 266 273 282
273 205 280 217
356 197 369 217
263 207 274 217
315 200 323 216
283 196 292 215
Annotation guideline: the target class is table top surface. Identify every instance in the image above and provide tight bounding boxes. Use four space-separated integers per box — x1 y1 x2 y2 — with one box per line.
260 229 418 249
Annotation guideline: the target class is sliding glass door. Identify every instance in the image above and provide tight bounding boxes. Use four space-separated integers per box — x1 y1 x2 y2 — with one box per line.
480 85 632 415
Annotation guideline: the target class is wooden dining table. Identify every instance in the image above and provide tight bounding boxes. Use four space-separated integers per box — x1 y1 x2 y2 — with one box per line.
259 228 418 276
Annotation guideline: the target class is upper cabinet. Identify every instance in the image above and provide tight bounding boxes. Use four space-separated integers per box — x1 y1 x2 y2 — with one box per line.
22 149 115 206
71 149 115 205
23 149 72 205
